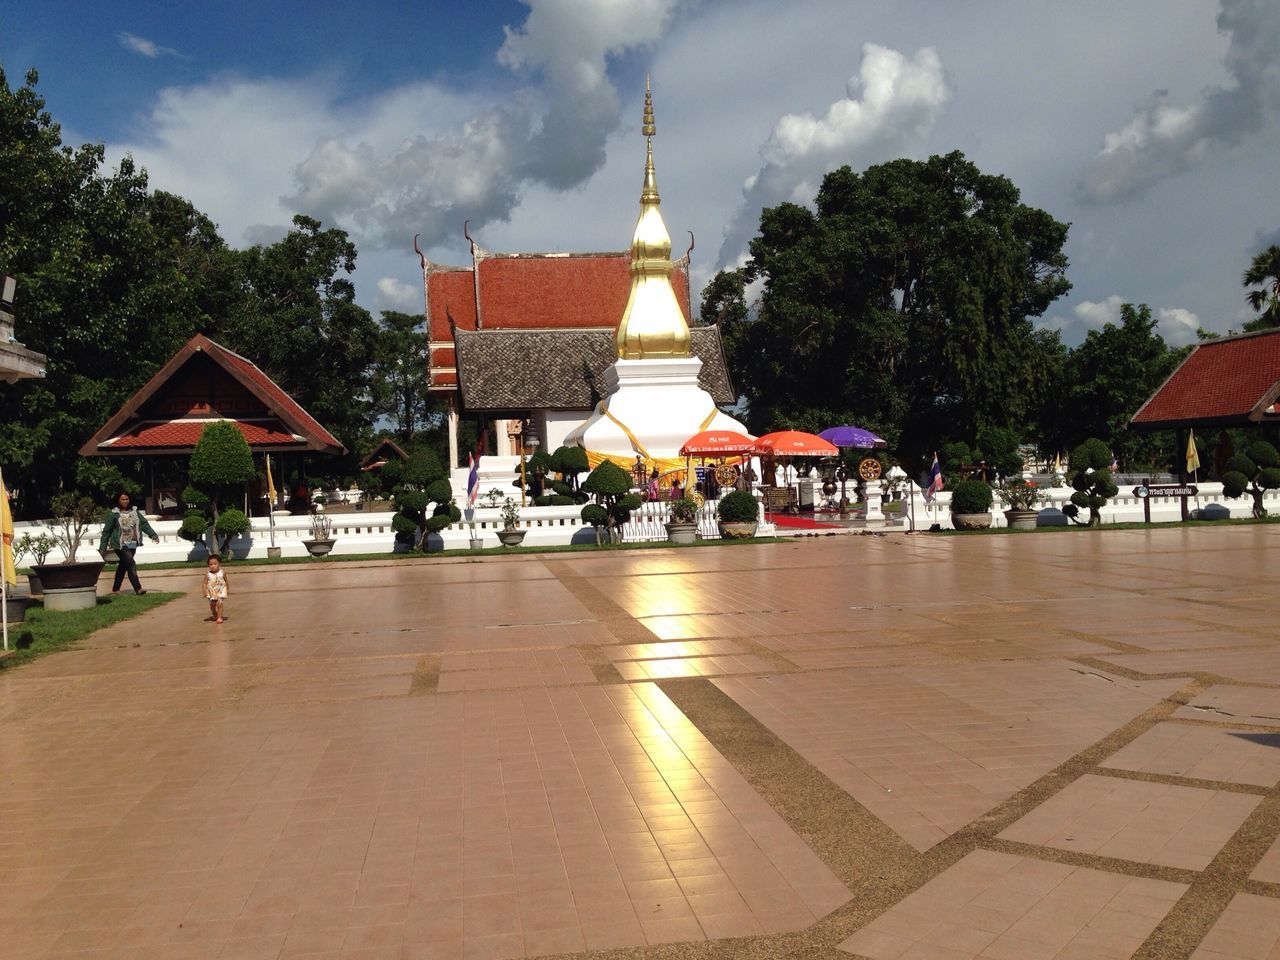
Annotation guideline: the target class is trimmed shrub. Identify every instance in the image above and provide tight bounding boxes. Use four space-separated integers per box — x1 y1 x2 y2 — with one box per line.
582 461 640 543
213 508 250 554
178 511 208 543
550 495 574 506
949 479 993 515
1221 440 1280 517
534 494 554 507
391 446 457 550
550 445 590 491
1063 437 1119 527
717 490 759 523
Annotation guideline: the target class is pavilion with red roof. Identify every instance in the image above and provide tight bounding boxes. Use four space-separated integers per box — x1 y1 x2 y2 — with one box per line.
82 334 344 511
1130 327 1280 431
423 236 733 467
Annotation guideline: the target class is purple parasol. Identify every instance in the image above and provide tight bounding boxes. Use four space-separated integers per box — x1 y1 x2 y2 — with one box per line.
818 425 887 449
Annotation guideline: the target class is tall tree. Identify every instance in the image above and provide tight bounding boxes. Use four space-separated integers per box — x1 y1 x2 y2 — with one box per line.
1054 303 1185 469
710 152 1071 457
1243 244 1280 331
0 69 232 512
223 215 380 464
370 310 432 443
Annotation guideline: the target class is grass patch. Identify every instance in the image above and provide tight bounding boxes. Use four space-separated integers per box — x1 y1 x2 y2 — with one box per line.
0 592 181 670
93 534 789 573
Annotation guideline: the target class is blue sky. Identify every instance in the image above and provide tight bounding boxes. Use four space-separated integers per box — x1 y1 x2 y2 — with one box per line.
3 0 1279 343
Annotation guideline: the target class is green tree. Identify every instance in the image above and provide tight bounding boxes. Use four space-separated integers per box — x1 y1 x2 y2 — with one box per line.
580 461 641 544
187 422 255 554
1053 304 1184 470
371 310 433 442
1221 441 1280 518
223 215 380 463
1243 245 1280 331
1063 438 1119 527
390 447 457 550
0 69 237 513
712 151 1071 456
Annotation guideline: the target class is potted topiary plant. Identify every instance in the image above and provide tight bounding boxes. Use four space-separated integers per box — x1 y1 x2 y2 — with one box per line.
1062 438 1119 527
580 461 642 544
996 478 1042 530
949 479 994 530
390 447 460 552
17 530 57 596
1222 441 1280 518
302 509 335 557
34 492 107 609
717 489 759 539
666 497 699 544
497 498 526 547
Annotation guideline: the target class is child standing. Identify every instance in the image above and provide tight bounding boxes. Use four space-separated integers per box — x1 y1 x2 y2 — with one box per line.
203 556 229 624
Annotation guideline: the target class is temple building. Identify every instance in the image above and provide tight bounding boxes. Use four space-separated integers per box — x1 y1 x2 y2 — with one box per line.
82 334 343 512
423 89 738 470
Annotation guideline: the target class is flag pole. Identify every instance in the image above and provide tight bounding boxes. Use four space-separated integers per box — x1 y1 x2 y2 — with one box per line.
1 466 10 653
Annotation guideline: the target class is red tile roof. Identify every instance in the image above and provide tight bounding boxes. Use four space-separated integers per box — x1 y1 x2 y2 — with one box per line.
81 334 345 456
1131 328 1280 428
426 252 692 393
105 420 300 449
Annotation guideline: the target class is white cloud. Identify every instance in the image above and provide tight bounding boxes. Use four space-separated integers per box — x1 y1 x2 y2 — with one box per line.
1040 295 1201 346
118 32 179 59
374 276 421 313
1157 306 1202 345
717 43 952 267
1078 0 1280 203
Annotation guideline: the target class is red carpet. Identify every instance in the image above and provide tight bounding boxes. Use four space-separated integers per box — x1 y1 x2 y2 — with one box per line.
769 514 841 530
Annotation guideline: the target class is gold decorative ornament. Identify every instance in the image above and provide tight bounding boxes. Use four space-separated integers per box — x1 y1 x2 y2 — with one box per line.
614 77 693 361
714 463 739 486
858 458 882 481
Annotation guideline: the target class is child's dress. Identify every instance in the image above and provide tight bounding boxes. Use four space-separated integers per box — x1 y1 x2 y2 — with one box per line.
204 569 227 600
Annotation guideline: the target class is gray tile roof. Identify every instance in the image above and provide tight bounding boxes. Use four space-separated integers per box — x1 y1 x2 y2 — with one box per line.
454 326 736 411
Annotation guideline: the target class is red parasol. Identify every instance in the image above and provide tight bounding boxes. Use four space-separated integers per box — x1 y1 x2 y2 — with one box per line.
679 430 757 457
754 430 839 457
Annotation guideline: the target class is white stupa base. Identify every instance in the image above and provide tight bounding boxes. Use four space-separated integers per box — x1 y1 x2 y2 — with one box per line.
565 357 749 459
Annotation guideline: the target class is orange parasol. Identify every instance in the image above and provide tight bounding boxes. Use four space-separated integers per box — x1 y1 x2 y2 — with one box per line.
754 430 839 457
679 430 757 457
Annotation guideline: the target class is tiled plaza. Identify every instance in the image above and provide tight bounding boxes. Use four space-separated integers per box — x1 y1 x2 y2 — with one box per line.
1 525 1278 959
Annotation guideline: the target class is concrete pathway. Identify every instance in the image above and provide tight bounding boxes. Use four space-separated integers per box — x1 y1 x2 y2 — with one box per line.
1 526 1277 959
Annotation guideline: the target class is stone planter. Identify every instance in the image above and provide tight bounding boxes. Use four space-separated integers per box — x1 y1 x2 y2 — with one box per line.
301 538 335 557
267 546 282 559
469 538 485 551
44 587 98 612
33 561 105 591
497 529 526 548
951 512 992 531
1003 508 1039 531
717 521 758 540
665 521 698 545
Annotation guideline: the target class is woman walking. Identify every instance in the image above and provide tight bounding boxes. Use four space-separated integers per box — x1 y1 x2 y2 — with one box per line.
98 492 159 594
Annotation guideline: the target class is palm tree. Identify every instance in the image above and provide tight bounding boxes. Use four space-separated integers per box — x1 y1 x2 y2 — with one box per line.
1243 244 1280 331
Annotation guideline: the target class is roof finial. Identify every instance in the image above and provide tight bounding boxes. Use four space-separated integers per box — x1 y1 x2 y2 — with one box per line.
642 74 655 138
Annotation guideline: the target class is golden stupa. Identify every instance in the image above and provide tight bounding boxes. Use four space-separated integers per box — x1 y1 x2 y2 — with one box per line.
614 78 693 361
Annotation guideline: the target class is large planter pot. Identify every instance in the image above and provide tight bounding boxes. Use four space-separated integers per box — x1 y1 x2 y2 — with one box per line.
301 538 335 557
1003 508 1039 531
951 512 992 531
44 587 97 612
4 595 30 623
33 561 105 591
665 521 698 545
717 521 758 540
497 529 526 548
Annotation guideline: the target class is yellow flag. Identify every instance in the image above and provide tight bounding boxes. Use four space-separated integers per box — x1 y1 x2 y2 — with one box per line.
1186 430 1201 474
265 454 278 505
0 473 16 586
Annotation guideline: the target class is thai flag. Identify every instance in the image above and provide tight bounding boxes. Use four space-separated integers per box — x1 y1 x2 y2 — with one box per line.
924 454 943 502
466 452 480 509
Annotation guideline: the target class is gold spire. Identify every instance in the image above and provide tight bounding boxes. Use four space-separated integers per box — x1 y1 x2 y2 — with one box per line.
615 78 692 361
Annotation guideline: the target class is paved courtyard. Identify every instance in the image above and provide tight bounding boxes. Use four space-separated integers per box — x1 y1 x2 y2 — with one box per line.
1 525 1278 960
